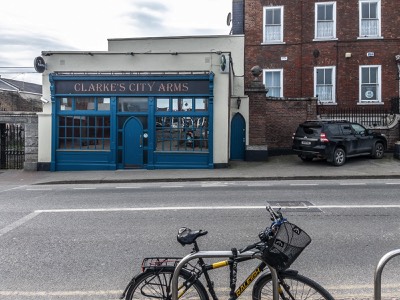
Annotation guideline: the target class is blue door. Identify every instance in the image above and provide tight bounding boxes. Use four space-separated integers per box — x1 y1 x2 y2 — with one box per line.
230 113 246 160
123 117 144 168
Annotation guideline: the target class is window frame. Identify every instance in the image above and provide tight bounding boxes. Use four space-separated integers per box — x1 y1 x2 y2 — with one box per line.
263 69 283 98
359 65 382 103
314 66 336 104
263 6 284 44
57 97 111 151
358 0 381 38
155 97 210 152
314 2 337 40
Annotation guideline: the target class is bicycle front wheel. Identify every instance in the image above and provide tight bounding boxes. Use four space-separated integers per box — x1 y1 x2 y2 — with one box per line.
125 266 209 300
252 271 334 300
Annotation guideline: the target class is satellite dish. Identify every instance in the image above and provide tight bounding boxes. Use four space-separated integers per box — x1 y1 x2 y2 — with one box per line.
226 12 232 26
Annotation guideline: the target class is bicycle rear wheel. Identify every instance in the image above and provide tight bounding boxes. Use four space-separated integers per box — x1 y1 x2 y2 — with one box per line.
252 271 334 300
125 266 209 300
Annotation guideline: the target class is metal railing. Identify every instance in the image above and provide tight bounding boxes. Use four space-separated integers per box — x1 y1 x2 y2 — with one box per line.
0 123 25 169
374 249 400 300
317 97 400 128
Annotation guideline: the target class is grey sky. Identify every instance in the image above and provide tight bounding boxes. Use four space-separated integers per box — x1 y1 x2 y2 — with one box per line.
0 0 232 84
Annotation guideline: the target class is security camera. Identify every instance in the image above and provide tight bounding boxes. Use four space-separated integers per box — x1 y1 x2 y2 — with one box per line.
40 97 49 103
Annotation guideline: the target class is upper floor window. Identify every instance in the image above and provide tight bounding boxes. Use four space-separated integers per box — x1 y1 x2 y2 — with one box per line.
263 69 283 97
359 0 381 38
315 2 336 40
314 67 336 103
263 6 284 43
359 65 381 103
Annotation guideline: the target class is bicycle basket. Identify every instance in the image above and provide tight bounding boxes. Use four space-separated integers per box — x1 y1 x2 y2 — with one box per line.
262 222 311 270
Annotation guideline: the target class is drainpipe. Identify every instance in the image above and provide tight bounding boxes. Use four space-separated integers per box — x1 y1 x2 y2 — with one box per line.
394 55 400 158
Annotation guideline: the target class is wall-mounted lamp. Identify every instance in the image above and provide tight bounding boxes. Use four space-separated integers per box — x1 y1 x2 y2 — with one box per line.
236 97 242 109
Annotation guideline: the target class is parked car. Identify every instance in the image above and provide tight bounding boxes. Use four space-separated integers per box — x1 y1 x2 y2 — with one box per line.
292 120 387 166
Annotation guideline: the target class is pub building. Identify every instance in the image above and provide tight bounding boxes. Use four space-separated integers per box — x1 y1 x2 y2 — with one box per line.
37 35 246 171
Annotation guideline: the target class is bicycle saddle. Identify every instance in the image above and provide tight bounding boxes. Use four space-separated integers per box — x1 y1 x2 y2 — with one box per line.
177 227 208 245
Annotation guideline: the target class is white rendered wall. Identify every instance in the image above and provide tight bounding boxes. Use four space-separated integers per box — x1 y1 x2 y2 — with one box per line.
39 35 245 165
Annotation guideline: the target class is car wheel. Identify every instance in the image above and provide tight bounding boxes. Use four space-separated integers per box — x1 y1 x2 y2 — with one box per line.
332 148 346 166
373 142 385 159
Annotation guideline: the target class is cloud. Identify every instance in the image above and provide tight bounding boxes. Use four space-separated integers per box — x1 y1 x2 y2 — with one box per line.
120 1 168 35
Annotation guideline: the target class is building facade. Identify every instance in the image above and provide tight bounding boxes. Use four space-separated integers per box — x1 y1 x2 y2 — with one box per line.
242 0 400 108
37 35 247 171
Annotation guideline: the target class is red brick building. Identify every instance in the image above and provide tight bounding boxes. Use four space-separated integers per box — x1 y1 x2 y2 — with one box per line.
231 0 400 157
235 0 400 108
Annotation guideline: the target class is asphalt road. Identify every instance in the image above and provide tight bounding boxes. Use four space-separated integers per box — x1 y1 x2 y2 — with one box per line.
0 179 399 299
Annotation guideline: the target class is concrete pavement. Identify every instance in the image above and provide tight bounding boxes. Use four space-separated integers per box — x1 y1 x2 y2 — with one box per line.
1 154 400 185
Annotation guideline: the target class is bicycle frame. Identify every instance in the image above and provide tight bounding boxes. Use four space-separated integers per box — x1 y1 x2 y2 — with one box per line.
171 250 279 300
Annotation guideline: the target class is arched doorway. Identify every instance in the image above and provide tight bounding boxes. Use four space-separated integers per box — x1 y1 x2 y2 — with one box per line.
123 117 144 168
230 113 246 160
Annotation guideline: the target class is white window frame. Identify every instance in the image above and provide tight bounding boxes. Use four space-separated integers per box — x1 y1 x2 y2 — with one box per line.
359 0 381 38
263 6 284 44
359 65 381 103
314 66 336 103
314 2 336 40
263 69 283 97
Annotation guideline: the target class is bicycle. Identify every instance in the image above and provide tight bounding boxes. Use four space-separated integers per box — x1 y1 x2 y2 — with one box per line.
120 206 334 300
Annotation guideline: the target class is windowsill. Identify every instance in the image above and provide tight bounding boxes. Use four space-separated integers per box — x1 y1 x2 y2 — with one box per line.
313 38 338 42
261 42 286 45
317 102 337 105
357 36 383 40
357 101 383 105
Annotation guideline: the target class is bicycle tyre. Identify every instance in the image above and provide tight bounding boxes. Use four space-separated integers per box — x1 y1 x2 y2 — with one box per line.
252 270 334 300
125 266 209 300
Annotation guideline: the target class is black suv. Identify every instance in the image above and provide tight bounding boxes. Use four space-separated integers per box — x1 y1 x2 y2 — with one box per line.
292 120 387 166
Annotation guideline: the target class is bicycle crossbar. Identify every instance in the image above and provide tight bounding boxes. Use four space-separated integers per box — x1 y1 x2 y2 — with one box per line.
171 250 279 300
374 249 400 300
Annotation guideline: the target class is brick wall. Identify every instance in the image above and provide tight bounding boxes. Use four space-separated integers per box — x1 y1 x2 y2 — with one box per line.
244 0 400 110
265 98 317 152
0 91 42 112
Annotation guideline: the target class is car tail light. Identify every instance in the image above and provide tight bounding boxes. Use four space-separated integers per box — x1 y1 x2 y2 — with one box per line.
320 133 329 143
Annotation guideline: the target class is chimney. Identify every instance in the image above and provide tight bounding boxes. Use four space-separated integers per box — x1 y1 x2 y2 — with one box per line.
232 0 244 35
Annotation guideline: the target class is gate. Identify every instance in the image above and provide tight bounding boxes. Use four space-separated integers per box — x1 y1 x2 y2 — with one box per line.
0 123 25 169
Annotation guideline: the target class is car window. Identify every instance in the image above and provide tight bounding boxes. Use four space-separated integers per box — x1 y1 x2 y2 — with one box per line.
297 125 321 137
340 125 353 135
326 124 340 135
351 124 366 135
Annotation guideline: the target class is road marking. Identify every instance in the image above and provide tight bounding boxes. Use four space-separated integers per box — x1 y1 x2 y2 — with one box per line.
73 187 96 190
115 186 140 189
0 185 27 193
385 182 400 185
289 183 318 186
339 183 367 186
161 185 184 188
35 204 400 214
26 188 53 191
0 290 121 296
0 211 41 237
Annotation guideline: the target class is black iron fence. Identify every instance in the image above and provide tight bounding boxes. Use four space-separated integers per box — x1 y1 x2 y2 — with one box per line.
0 123 25 169
317 97 400 127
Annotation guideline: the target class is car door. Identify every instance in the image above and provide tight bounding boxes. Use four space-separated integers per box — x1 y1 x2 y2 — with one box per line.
350 123 373 153
339 124 358 155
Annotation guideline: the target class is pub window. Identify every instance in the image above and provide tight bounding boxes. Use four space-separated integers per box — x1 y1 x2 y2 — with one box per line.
57 97 111 151
118 97 148 112
58 116 111 150
155 97 209 152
